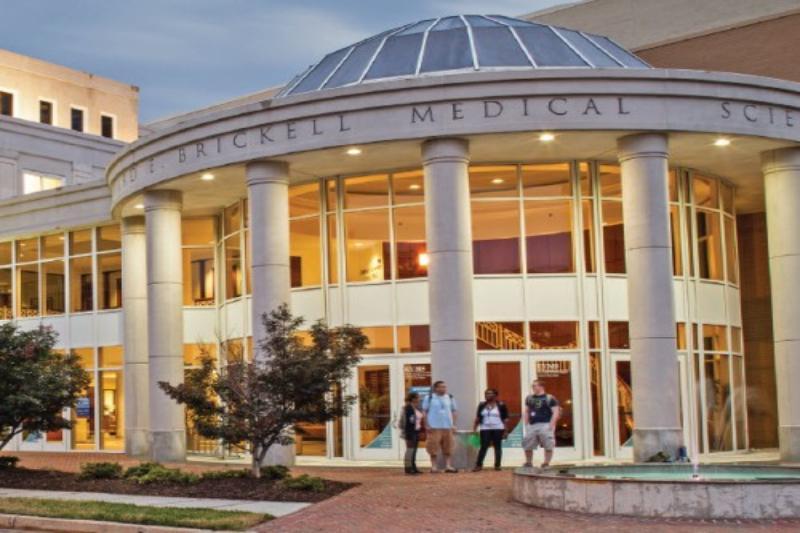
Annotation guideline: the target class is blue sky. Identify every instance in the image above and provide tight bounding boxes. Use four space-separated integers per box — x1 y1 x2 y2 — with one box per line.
0 0 571 122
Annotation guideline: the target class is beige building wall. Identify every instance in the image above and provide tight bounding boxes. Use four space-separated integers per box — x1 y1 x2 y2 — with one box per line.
0 48 138 142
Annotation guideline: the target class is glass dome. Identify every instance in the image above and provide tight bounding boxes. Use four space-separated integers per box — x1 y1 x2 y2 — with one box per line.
278 15 649 98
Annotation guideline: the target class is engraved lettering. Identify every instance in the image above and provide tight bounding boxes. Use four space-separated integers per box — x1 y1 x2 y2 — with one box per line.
548 97 568 116
412 106 434 123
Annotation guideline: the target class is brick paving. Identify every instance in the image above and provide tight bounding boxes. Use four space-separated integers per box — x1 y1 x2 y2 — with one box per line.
6 453 800 532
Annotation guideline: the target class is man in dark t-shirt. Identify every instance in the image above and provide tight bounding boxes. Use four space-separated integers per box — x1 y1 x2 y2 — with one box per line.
522 379 560 468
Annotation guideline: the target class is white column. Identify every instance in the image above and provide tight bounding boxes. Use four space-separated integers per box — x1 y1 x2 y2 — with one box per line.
144 190 185 462
618 133 683 461
762 147 800 462
422 138 477 429
246 160 294 466
122 216 149 457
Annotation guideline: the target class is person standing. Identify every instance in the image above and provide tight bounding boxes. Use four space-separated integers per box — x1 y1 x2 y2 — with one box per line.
422 381 458 473
522 379 560 468
401 391 424 475
472 388 509 471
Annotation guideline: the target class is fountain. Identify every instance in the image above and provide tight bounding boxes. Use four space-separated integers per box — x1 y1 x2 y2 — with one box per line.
512 462 800 519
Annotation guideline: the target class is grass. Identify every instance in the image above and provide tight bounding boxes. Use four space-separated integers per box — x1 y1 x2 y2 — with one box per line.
0 497 270 531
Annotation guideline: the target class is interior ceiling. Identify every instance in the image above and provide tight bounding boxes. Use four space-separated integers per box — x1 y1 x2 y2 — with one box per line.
125 130 789 217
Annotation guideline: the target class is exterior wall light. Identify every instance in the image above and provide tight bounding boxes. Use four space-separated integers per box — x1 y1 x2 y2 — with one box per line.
346 147 362 156
539 132 556 142
714 138 731 147
201 173 215 181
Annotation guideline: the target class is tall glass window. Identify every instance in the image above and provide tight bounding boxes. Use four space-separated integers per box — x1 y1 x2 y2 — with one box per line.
599 164 625 274
471 166 520 275
343 175 391 283
290 183 322 288
182 218 216 306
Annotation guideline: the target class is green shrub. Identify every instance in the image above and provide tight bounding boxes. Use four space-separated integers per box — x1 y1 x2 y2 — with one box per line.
200 469 250 480
0 456 19 469
280 474 325 492
79 462 123 480
124 462 198 485
260 464 290 481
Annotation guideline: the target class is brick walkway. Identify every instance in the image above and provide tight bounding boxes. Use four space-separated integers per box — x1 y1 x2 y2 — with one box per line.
6 453 800 532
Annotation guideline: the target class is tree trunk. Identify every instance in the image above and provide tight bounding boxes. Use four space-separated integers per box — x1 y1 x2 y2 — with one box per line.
251 444 261 478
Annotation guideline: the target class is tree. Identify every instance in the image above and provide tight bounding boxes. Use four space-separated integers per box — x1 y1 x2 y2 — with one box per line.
159 304 367 477
0 324 90 451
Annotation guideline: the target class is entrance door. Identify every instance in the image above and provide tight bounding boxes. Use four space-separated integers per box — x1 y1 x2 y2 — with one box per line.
530 354 582 460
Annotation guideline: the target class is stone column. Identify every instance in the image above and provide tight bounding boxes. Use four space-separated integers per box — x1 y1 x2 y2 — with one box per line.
422 138 477 430
121 216 149 457
762 147 800 462
144 190 185 462
618 133 683 461
246 160 293 466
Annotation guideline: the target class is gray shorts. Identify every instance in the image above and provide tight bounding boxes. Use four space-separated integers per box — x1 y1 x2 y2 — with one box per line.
522 423 555 451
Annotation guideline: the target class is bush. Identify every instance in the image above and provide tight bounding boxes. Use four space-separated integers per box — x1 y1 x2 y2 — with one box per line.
0 456 19 469
124 462 198 485
260 464 290 481
79 462 123 480
280 474 325 492
200 468 250 480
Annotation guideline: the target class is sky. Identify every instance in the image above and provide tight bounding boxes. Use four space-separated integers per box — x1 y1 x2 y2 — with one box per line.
0 0 573 123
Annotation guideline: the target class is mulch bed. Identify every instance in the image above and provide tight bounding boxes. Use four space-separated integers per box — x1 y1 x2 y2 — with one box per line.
0 467 355 503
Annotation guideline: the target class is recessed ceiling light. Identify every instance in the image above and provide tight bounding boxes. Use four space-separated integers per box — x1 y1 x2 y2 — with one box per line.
201 173 215 181
346 147 362 156
491 178 504 184
539 132 556 142
409 184 421 190
714 138 731 147
134 203 144 209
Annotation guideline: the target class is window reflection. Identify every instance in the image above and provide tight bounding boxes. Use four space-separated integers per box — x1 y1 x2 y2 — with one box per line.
472 201 520 274
98 253 122 310
394 206 426 279
470 166 518 198
524 200 573 273
289 182 321 217
344 174 389 209
290 217 322 287
602 201 625 274
521 163 572 197
345 210 390 283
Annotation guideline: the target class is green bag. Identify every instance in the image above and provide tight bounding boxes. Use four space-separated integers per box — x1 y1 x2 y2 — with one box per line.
467 432 481 449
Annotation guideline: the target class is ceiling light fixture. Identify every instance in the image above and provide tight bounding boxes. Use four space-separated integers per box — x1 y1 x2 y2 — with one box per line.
539 132 556 142
201 173 215 181
409 184 421 190
491 178 504 184
346 147 362 156
714 137 731 147
134 203 144 209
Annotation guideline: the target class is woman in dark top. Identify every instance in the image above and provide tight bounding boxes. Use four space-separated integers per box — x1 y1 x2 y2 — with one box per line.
402 391 424 475
472 388 509 471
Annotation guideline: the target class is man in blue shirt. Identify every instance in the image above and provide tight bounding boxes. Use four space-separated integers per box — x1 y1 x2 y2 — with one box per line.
422 380 458 473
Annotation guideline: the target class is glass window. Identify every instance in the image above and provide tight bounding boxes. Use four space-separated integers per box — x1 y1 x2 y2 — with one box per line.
599 165 621 197
182 217 216 246
23 173 64 195
397 325 430 353
732 356 746 449
705 353 732 451
582 200 596 273
533 359 575 447
420 16 472 72
467 16 530 67
325 179 337 212
0 242 10 265
602 201 625 273
16 238 39 263
521 164 572 197
16 263 39 317
70 229 92 255
394 206 427 279
97 225 121 252
696 209 723 280
590 351 604 455
183 248 215 305
244 230 251 294
476 322 525 350
721 183 734 214
693 175 718 208
43 260 65 315
731 326 742 353
42 234 64 259
101 115 114 139
608 321 630 349
70 256 93 312
70 107 84 132
472 201 520 275
344 175 389 209
524 199 574 273
361 327 394 354
99 370 123 450
558 28 619 67
225 236 242 299
0 91 12 116
392 170 424 205
511 22 588 67
702 324 728 352
588 321 601 349
616 360 633 446
470 166 518 198
224 203 241 235
99 346 123 367
579 162 591 197
290 182 320 217
39 100 53 125
0 268 11 319
529 322 578 349
357 365 391 448
345 210 390 283
668 170 679 202
670 205 683 276
327 214 338 284
290 217 322 287
184 343 216 367
71 372 95 450
98 253 122 310
677 323 687 350
724 217 738 284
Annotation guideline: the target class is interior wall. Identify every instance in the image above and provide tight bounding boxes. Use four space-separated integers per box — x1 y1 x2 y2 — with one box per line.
736 212 777 448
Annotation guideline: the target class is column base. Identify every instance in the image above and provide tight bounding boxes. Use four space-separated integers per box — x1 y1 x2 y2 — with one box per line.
633 428 683 462
433 431 478 471
149 430 186 463
125 429 150 457
779 426 800 462
263 443 295 467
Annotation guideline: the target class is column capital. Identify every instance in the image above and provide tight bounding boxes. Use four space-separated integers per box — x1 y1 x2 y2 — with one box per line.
143 189 182 211
246 160 289 186
762 146 800 175
617 132 668 163
421 137 470 165
121 215 146 235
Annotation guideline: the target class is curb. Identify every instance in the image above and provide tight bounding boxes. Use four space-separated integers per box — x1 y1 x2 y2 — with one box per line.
0 513 216 532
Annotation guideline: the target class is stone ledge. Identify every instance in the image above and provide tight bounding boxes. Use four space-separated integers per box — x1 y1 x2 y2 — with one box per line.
0 513 211 532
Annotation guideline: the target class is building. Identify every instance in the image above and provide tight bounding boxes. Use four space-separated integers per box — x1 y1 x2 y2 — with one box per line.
2 10 800 465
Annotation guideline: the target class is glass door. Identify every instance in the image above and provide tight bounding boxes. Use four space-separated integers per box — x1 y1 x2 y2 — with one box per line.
350 359 397 460
480 357 526 464
530 354 582 460
611 355 633 459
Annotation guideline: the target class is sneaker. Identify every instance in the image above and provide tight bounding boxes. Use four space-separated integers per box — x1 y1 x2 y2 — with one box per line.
541 463 550 468
472 466 483 472
444 467 458 473
522 462 533 468
494 466 502 471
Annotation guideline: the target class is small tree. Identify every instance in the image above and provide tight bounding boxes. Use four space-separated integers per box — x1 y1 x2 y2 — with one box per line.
0 323 90 451
160 304 366 477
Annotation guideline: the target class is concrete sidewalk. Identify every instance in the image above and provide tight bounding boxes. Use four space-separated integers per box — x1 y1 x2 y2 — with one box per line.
0 487 309 517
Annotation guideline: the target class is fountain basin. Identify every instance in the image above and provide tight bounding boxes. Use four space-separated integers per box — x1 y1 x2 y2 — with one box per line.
512 464 800 519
